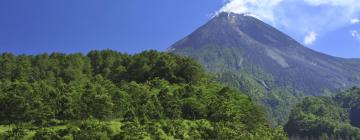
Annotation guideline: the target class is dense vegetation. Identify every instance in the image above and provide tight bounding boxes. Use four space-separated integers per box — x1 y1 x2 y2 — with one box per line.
0 50 286 139
285 87 360 140
172 46 304 125
215 71 304 126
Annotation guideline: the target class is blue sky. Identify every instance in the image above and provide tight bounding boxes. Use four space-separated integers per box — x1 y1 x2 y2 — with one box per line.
1 0 360 58
0 0 223 54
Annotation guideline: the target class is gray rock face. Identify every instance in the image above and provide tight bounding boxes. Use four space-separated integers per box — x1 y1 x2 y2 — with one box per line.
169 12 360 95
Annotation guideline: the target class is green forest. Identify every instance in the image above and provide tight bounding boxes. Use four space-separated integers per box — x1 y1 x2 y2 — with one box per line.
0 50 286 140
173 45 305 126
285 87 360 140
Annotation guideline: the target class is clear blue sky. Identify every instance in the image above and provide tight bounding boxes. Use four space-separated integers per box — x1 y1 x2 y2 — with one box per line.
0 0 223 54
1 0 360 58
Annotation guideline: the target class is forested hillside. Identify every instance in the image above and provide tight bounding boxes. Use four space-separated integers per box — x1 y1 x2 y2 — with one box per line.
0 50 286 140
285 87 360 140
169 12 360 125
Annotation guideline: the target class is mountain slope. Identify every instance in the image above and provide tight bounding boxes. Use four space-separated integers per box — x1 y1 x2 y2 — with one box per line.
169 12 360 124
285 87 360 139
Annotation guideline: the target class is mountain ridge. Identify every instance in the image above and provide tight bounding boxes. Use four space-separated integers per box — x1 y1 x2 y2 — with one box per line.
169 12 360 95
168 12 360 124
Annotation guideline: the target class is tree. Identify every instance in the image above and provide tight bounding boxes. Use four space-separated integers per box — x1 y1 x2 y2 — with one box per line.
80 78 114 119
0 50 287 139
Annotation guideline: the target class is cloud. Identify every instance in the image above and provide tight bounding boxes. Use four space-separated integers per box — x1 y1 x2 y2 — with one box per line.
304 0 359 7
350 30 360 40
219 0 283 23
219 0 360 44
350 18 360 24
304 31 317 45
303 0 357 6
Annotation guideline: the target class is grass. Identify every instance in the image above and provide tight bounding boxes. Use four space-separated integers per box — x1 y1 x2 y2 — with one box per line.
0 125 11 133
0 119 123 140
107 120 122 134
0 120 122 140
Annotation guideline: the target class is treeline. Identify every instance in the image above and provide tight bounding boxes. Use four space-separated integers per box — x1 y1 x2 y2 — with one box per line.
0 50 286 139
215 72 304 126
172 46 304 126
285 87 360 140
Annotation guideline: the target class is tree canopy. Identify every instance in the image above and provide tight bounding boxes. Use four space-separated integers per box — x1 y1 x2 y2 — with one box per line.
285 87 360 140
0 50 286 140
